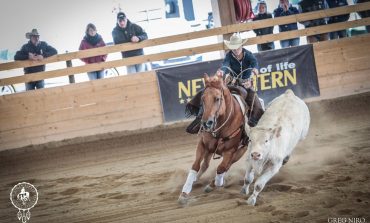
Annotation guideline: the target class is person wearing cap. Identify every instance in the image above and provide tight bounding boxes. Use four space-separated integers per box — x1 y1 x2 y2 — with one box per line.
112 12 148 74
79 23 107 80
14 29 58 91
274 0 300 48
252 1 275 51
185 34 264 134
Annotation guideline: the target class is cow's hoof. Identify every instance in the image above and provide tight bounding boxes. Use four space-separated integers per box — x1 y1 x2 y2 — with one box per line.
247 196 256 206
204 184 214 193
240 186 249 195
178 193 189 205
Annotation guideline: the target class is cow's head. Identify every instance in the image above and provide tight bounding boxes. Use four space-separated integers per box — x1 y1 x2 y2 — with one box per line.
248 126 282 161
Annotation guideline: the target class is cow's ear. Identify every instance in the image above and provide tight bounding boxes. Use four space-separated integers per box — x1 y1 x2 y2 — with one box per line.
273 126 282 138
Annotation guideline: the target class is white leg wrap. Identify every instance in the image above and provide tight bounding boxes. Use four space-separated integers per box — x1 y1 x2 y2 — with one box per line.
181 169 198 194
215 172 225 187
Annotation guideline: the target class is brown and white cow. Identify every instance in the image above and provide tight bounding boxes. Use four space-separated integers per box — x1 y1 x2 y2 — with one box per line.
241 89 310 205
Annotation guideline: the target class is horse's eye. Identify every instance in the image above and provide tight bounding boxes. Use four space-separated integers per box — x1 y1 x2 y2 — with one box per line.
215 97 220 102
265 139 268 143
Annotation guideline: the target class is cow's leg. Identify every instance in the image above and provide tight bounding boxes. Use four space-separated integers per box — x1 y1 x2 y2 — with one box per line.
178 140 206 204
204 151 234 193
247 162 282 206
241 160 254 196
197 151 212 180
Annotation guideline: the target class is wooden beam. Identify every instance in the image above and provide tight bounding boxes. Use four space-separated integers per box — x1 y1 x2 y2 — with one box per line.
2 18 370 86
1 2 370 71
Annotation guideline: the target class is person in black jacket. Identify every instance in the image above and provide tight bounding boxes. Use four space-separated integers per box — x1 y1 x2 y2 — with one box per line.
298 0 330 43
253 1 275 51
274 0 300 48
14 29 57 91
112 12 148 74
327 0 350 39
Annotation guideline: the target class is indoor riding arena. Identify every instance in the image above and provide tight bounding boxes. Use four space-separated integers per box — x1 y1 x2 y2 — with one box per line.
1 1 370 223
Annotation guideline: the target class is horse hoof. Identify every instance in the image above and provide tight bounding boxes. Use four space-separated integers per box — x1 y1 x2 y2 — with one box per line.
240 186 249 195
204 184 214 193
246 196 256 206
178 193 189 205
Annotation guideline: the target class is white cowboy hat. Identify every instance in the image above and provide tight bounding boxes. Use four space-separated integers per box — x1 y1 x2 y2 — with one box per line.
25 29 40 39
224 33 248 50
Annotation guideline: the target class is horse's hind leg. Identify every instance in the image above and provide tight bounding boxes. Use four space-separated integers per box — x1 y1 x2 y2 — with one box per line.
197 151 212 180
204 151 234 193
231 145 248 164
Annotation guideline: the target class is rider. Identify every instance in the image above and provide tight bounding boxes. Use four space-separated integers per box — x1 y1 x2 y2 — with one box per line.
186 33 264 134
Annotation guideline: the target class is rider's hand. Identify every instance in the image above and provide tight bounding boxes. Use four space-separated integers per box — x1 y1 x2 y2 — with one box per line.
242 79 252 89
252 68 259 76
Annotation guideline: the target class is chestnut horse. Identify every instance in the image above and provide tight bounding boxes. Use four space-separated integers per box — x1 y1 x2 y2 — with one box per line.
178 72 249 204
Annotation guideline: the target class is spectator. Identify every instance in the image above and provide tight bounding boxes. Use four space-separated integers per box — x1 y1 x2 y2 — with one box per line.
14 29 57 91
274 0 300 48
253 1 275 51
298 0 330 43
79 23 107 80
355 0 370 33
112 12 148 74
327 0 350 39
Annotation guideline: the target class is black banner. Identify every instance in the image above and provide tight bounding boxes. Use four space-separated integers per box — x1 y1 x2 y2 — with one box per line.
156 44 320 122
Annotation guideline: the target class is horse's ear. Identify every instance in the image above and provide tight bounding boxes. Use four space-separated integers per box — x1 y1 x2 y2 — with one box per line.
216 70 223 79
204 73 210 83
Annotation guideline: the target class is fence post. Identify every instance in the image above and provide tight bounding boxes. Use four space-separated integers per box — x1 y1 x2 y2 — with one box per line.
65 51 75 84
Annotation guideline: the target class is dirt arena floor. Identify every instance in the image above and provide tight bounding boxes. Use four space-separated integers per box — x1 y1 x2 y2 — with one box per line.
0 92 369 223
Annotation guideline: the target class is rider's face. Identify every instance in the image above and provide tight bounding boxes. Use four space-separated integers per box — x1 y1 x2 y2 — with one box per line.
232 47 243 56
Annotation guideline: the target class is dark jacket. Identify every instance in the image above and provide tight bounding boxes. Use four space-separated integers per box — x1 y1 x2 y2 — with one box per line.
327 0 349 23
355 0 370 18
221 48 258 79
298 0 329 27
112 20 148 58
273 5 300 32
253 13 274 36
14 41 57 74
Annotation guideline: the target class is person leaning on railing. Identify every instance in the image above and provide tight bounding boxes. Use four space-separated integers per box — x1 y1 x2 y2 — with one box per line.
273 0 300 48
298 0 330 43
327 0 350 40
112 12 148 74
79 23 107 81
252 1 275 52
14 29 57 91
355 0 370 33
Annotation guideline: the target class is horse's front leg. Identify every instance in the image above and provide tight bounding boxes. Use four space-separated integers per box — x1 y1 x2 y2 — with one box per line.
246 162 282 206
178 140 206 204
197 151 212 180
204 150 234 193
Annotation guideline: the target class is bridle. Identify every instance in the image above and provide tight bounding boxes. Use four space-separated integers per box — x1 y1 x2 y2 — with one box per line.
200 86 234 137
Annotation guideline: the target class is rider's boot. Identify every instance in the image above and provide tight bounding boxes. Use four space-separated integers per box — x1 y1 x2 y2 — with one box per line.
186 106 203 134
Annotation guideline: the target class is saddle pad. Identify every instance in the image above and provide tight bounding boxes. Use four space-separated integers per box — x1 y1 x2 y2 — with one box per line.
232 94 246 116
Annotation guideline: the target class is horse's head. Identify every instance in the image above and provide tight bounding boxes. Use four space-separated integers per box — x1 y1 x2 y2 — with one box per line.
201 72 227 131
